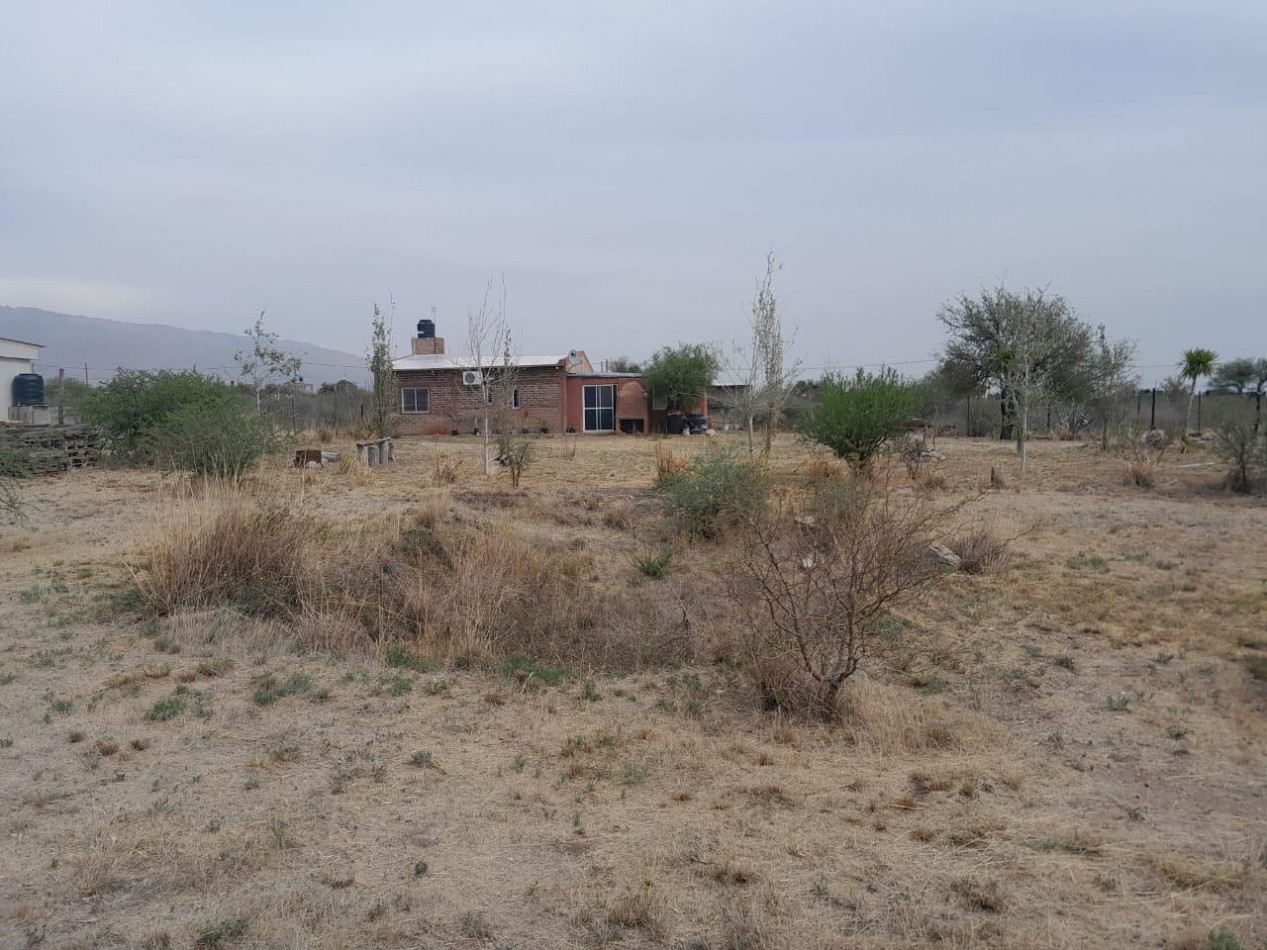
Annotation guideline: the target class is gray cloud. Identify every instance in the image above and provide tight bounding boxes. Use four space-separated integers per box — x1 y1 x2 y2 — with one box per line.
2 0 1263 383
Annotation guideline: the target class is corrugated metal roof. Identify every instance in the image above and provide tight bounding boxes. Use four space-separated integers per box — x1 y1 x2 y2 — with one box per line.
393 354 568 371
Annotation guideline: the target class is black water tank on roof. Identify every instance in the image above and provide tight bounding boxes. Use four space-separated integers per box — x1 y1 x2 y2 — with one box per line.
12 373 44 407
417 318 435 339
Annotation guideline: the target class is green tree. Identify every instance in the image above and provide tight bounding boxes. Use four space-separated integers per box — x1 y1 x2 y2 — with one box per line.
367 301 397 438
236 311 303 412
644 344 720 414
1210 357 1267 396
939 286 1097 471
800 367 920 470
1178 347 1217 433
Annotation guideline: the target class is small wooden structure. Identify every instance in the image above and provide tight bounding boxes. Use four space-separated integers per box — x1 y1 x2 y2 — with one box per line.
356 437 394 467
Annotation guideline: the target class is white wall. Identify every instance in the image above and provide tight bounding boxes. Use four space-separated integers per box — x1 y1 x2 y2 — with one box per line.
1 355 37 419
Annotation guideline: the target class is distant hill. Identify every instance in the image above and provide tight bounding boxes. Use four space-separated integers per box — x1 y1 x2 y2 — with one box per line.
0 307 369 388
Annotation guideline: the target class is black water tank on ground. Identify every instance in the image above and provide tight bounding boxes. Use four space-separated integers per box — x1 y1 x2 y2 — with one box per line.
12 373 45 407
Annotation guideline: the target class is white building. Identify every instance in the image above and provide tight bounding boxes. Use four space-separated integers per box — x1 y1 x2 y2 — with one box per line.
0 337 44 421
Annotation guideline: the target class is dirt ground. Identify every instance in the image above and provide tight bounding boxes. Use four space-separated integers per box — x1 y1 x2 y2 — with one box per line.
1 434 1264 949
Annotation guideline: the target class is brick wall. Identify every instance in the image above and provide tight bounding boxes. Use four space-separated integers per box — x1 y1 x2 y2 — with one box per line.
394 365 567 435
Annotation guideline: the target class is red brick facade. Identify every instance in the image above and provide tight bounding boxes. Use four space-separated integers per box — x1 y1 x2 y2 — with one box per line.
395 363 570 436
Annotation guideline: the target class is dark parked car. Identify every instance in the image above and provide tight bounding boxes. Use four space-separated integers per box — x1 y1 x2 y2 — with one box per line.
666 411 710 435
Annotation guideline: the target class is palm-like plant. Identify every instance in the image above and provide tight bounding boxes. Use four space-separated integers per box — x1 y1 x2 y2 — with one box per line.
1178 347 1218 433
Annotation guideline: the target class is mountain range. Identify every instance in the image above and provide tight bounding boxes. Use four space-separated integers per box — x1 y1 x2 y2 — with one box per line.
0 307 369 388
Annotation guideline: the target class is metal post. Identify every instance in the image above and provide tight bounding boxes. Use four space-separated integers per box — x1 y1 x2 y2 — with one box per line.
57 368 65 426
1150 388 1156 429
1197 393 1202 433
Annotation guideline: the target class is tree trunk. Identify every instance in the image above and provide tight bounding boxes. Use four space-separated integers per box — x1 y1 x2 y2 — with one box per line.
746 415 755 460
999 388 1015 441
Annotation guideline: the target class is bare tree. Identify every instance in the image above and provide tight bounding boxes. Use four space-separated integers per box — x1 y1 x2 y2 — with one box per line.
464 276 519 475
723 252 801 460
235 311 304 414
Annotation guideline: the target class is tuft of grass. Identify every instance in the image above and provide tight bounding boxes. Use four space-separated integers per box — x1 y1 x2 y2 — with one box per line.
458 911 493 940
1106 694 1132 712
632 549 674 580
251 671 312 706
947 528 1011 575
409 750 437 769
385 642 438 672
194 918 249 947
500 655 570 689
146 695 186 722
1207 927 1244 950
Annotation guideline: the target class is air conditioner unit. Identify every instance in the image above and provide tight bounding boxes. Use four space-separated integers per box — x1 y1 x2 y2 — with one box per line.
461 370 484 386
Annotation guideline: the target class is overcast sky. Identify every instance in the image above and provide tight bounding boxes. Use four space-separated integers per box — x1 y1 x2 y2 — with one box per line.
2 1 1263 384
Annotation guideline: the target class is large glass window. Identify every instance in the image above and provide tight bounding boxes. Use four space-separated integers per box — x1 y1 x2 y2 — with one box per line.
583 384 615 432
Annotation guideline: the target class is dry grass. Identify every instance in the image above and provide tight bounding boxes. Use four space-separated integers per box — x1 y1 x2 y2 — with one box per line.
1 434 1265 948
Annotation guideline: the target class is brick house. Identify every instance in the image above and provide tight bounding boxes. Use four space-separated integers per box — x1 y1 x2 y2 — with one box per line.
392 320 660 436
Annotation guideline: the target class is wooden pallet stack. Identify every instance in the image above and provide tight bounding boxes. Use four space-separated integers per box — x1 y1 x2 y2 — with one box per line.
0 425 100 475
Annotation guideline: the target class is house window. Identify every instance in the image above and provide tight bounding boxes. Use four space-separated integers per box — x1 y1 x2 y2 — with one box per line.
583 384 615 432
512 388 520 409
401 387 430 413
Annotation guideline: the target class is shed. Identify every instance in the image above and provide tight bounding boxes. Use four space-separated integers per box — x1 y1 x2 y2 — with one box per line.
0 337 43 421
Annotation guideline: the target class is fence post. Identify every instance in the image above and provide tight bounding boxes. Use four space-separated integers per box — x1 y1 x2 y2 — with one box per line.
1150 388 1156 429
1197 393 1202 433
57 368 65 426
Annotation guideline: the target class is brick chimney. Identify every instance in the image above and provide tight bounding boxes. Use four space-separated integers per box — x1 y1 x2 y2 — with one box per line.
411 317 445 356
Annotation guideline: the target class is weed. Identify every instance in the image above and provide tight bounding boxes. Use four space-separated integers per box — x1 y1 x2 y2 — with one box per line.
0 736 12 749
632 549 674 579
459 911 494 940
1054 654 1076 672
251 671 312 706
194 918 249 947
1106 694 1132 712
512 755 527 773
581 679 601 702
409 750 437 769
948 528 1011 575
385 642 437 672
146 695 186 721
1168 726 1191 740
1208 927 1243 950
500 655 570 689
269 817 296 849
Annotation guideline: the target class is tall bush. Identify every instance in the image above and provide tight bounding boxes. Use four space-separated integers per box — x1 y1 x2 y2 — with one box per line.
145 402 279 479
83 370 246 461
657 449 767 539
1211 406 1266 494
800 368 920 470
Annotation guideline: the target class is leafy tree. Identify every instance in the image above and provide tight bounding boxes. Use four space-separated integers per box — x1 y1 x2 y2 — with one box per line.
1177 347 1217 432
1210 357 1267 396
83 370 245 461
800 368 920 470
236 311 303 412
367 302 397 439
643 344 720 414
939 286 1097 471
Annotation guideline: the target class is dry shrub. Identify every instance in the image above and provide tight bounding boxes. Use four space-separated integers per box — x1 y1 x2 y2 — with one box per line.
131 490 693 672
132 496 322 618
947 527 1011 575
732 479 947 719
801 452 843 481
916 470 948 491
653 442 689 485
837 677 993 754
603 501 635 531
606 881 664 935
433 453 463 485
720 889 784 950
